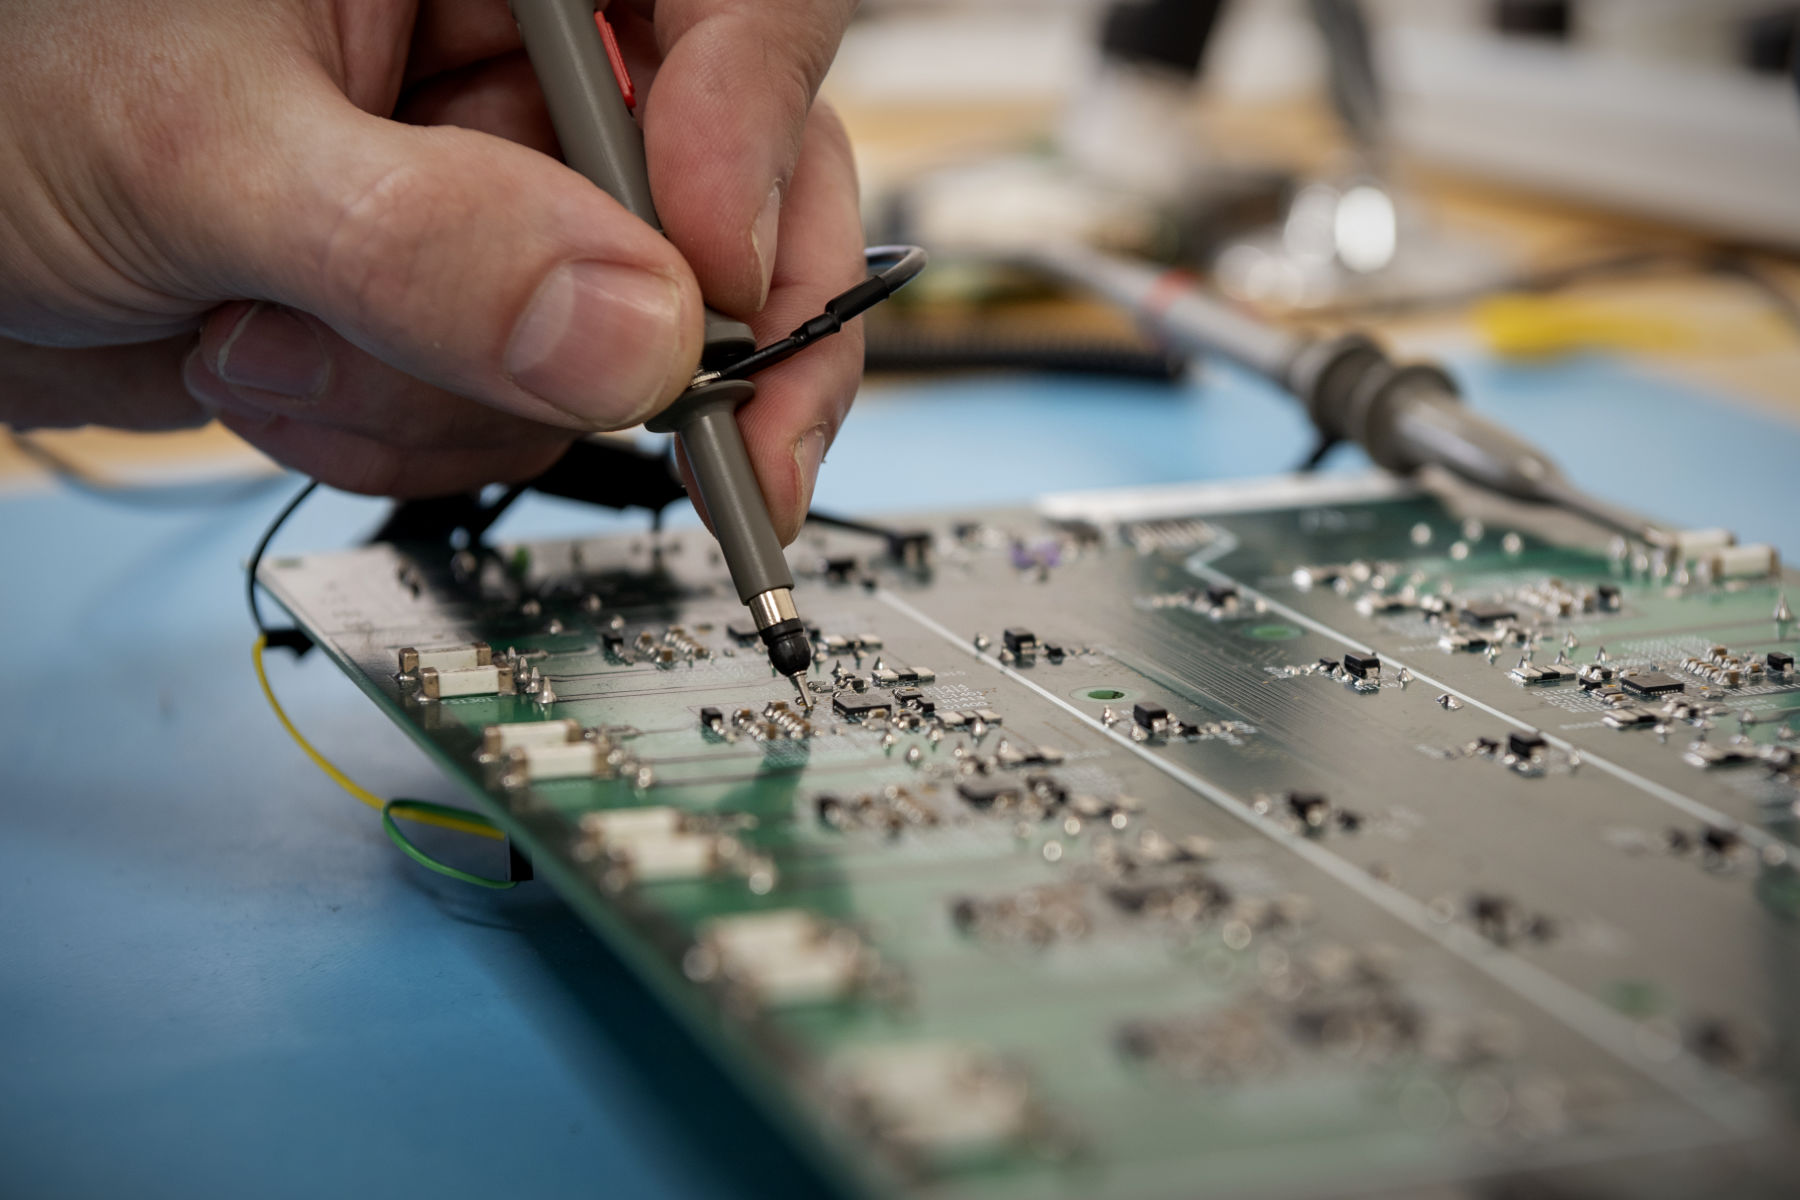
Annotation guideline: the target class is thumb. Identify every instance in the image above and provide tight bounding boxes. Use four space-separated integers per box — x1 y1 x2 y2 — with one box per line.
175 86 704 431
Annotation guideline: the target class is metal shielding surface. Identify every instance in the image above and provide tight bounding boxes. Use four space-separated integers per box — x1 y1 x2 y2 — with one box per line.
262 473 1800 1199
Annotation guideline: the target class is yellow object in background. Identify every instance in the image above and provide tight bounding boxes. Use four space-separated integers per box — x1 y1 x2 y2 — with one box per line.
1475 293 1791 360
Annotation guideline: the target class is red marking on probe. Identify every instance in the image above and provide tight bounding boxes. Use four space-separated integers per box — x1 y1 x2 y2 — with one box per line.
595 10 636 110
1144 268 1200 321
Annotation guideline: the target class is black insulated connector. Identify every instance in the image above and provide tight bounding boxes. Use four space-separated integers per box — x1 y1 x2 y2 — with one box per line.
824 276 892 322
760 617 813 678
263 628 317 657
506 840 534 883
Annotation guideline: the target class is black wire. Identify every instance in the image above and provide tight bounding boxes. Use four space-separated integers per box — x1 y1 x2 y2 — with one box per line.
247 479 320 647
863 244 930 294
718 244 928 381
6 428 284 509
803 508 934 570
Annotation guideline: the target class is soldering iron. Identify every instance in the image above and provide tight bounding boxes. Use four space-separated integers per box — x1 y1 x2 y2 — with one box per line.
1028 243 1671 548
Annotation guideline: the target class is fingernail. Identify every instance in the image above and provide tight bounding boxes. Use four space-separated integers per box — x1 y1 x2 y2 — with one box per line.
507 262 687 426
183 346 276 428
215 303 330 400
750 184 782 310
794 424 829 517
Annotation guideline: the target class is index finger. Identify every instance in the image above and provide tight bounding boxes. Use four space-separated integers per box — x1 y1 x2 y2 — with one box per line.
629 0 857 318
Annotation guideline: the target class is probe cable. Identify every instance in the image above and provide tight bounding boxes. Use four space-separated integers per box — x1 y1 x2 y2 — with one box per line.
710 245 927 381
248 481 515 888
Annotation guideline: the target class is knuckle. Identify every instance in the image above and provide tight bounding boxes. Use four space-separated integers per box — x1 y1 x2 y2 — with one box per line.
315 150 466 335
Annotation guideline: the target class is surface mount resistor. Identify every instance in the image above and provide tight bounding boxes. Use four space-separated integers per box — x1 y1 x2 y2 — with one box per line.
419 663 514 699
398 641 492 674
581 807 720 881
828 1042 1035 1159
694 909 868 1007
1708 544 1778 579
1671 529 1735 558
483 718 583 757
508 740 606 781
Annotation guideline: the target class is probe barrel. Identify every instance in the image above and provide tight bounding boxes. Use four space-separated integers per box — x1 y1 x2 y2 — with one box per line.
512 0 814 688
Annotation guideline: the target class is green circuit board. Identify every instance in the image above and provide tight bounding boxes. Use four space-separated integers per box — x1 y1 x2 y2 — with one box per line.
261 472 1800 1199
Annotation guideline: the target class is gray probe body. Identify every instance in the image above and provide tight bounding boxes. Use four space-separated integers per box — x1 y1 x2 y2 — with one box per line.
511 0 813 677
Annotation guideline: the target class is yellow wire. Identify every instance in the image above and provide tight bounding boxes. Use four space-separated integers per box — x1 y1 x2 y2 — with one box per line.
253 635 503 840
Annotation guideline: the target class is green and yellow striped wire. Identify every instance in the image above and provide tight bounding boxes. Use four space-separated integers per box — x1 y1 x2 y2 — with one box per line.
253 634 516 889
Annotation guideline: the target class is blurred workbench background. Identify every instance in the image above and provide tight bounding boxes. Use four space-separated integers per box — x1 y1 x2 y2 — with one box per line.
6 0 1797 488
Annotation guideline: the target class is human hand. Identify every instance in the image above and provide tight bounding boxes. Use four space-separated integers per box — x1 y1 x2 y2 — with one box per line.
0 0 863 540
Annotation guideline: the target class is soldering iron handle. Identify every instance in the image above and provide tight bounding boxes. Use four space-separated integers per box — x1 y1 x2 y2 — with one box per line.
1378 381 1566 503
1288 334 1573 505
1028 242 1667 545
1027 243 1304 379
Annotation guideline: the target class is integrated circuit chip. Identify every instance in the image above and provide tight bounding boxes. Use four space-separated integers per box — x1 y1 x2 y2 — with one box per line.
1003 628 1038 655
1508 731 1547 758
1458 602 1517 625
1133 702 1168 730
1622 671 1685 697
833 691 895 719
